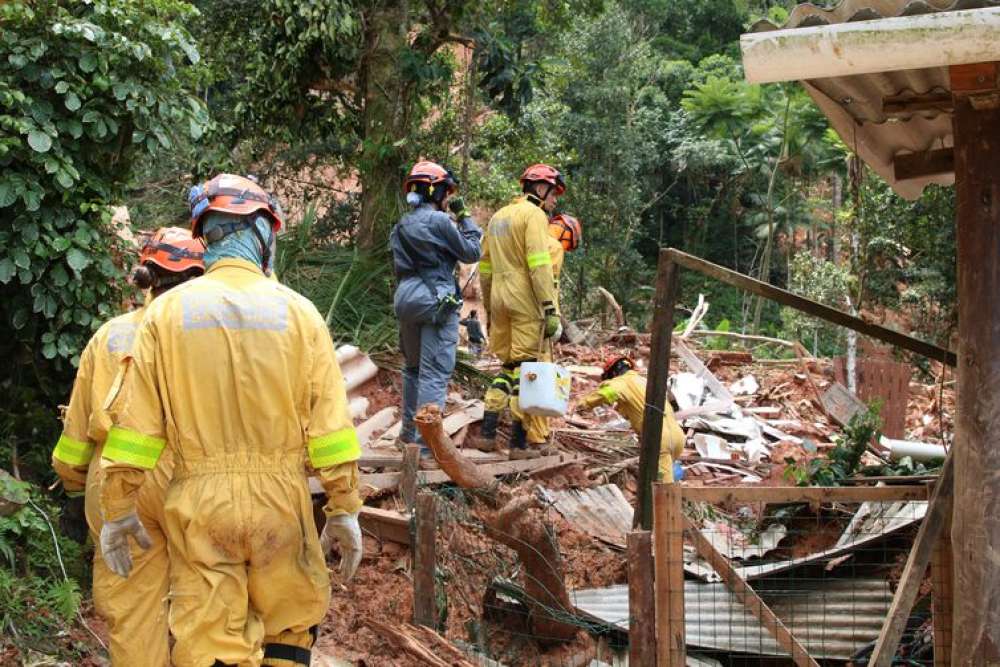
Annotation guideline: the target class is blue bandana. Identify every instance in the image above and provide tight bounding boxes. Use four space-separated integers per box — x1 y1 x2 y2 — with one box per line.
201 212 273 270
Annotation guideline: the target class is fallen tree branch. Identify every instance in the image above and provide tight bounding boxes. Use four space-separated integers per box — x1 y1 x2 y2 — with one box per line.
595 287 625 328
415 404 495 491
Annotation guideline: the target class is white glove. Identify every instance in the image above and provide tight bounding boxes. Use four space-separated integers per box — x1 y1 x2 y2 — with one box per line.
320 512 363 581
552 322 563 342
100 511 151 578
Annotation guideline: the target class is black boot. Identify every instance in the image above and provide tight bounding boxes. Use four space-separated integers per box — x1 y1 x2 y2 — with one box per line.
470 410 499 452
508 421 539 460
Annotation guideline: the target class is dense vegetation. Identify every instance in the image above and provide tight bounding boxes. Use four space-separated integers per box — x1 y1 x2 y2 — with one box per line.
0 0 957 660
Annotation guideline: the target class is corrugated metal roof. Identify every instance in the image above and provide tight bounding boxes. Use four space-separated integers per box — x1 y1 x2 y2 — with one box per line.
744 1 1000 199
572 578 893 660
541 484 634 549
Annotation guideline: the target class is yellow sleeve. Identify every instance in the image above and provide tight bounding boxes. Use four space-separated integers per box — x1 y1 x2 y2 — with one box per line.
51 337 99 492
100 319 167 521
306 316 362 516
479 233 492 313
580 382 619 410
524 207 558 314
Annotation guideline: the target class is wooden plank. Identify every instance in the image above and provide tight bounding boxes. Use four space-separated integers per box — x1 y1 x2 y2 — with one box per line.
682 485 928 504
637 252 679 530
883 92 953 116
949 62 998 92
627 531 656 667
931 508 954 666
412 492 438 627
868 455 954 667
652 484 678 665
359 506 410 545
665 484 685 666
684 514 820 667
401 444 420 512
893 148 955 181
820 382 867 427
663 248 956 366
857 357 910 439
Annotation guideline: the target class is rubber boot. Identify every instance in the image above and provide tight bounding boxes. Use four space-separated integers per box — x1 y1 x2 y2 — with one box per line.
508 421 540 460
469 411 499 452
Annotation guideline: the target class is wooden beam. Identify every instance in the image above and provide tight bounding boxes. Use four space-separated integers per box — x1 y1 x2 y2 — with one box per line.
893 148 955 182
931 507 954 666
682 485 928 504
627 531 656 667
401 444 421 512
685 513 820 666
663 249 956 366
883 92 953 116
868 455 954 667
653 484 686 666
637 252 679 530
412 492 438 628
359 506 410 545
949 62 998 93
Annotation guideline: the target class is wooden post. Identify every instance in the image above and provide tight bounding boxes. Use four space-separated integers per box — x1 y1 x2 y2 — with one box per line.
627 531 656 667
401 444 421 512
931 506 954 666
684 515 820 667
653 483 685 665
637 252 679 530
412 492 437 628
950 61 1000 665
868 455 954 667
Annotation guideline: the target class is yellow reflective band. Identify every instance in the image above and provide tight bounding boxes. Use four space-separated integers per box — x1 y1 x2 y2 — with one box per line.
53 434 95 466
479 261 492 276
103 427 166 470
308 428 361 468
526 252 551 269
598 385 620 404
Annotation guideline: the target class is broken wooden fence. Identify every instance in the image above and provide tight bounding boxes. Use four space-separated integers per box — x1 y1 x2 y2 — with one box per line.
634 480 954 666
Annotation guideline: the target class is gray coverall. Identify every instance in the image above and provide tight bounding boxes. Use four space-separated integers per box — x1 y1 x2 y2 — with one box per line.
390 203 482 444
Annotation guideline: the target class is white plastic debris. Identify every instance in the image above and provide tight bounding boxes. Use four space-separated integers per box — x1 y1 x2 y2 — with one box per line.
729 375 760 396
671 372 706 411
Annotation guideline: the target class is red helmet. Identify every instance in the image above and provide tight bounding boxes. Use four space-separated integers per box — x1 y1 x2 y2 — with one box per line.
404 160 458 196
520 164 565 196
602 355 634 380
140 227 205 275
188 174 284 238
549 214 582 252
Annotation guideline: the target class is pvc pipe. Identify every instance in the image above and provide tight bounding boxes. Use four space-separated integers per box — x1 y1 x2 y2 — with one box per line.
741 8 1000 84
883 436 946 462
343 355 379 393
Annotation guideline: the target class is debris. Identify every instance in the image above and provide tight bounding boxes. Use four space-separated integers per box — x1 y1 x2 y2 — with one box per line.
355 406 398 445
707 350 754 370
729 375 759 396
363 619 476 667
540 484 633 549
337 345 380 393
674 339 736 407
595 287 625 328
349 396 370 420
882 436 946 462
692 434 734 460
819 382 867 427
671 372 706 412
681 293 709 338
701 519 787 560
359 507 410 545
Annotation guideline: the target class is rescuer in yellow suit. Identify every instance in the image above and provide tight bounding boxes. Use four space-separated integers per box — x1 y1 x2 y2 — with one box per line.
98 174 364 667
472 165 565 459
577 356 686 481
51 227 205 667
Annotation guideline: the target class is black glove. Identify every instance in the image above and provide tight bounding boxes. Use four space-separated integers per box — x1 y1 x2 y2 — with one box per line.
448 197 470 220
60 493 89 544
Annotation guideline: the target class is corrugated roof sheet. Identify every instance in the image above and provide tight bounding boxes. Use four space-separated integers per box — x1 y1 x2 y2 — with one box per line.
541 484 634 548
572 578 893 660
744 1 1000 199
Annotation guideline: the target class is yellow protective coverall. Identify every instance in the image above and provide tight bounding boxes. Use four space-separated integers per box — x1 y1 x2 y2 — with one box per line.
51 306 175 667
579 371 686 481
479 196 559 445
99 258 362 667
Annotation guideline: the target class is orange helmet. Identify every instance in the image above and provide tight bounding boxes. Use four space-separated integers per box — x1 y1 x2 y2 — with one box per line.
602 355 634 380
140 227 205 275
188 174 284 238
403 161 458 196
549 214 582 252
520 163 565 196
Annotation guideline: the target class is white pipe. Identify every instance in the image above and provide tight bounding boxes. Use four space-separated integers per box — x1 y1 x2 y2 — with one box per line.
336 345 362 366
741 8 1000 84
882 436 946 462
343 356 379 393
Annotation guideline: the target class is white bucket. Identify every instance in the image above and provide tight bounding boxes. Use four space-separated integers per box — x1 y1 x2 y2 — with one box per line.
518 362 572 417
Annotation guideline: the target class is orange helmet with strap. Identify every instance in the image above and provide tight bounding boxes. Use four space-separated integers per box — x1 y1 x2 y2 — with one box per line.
549 214 582 252
140 227 205 275
403 161 458 196
602 355 634 380
188 174 284 238
520 163 565 196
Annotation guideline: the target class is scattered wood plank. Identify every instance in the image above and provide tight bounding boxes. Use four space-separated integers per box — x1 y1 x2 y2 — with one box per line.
355 406 398 445
868 455 954 667
820 382 867 427
684 514 820 667
358 506 410 545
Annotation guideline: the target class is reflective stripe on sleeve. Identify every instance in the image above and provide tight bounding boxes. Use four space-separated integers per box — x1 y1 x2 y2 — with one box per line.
308 428 362 468
526 252 551 269
479 261 492 276
597 385 620 404
102 427 166 469
53 434 95 466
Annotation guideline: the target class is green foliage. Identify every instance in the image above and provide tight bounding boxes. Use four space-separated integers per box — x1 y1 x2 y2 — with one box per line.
784 403 882 486
0 0 206 441
780 250 852 354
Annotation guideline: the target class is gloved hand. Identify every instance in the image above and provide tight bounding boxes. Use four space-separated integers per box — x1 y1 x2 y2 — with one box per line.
447 196 470 220
544 310 563 341
59 492 88 545
100 511 151 578
320 511 363 581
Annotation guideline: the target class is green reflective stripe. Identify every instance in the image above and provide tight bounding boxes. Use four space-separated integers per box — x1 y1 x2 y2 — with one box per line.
53 434 94 466
479 261 492 276
526 252 551 269
103 427 165 470
598 385 619 404
309 428 361 468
